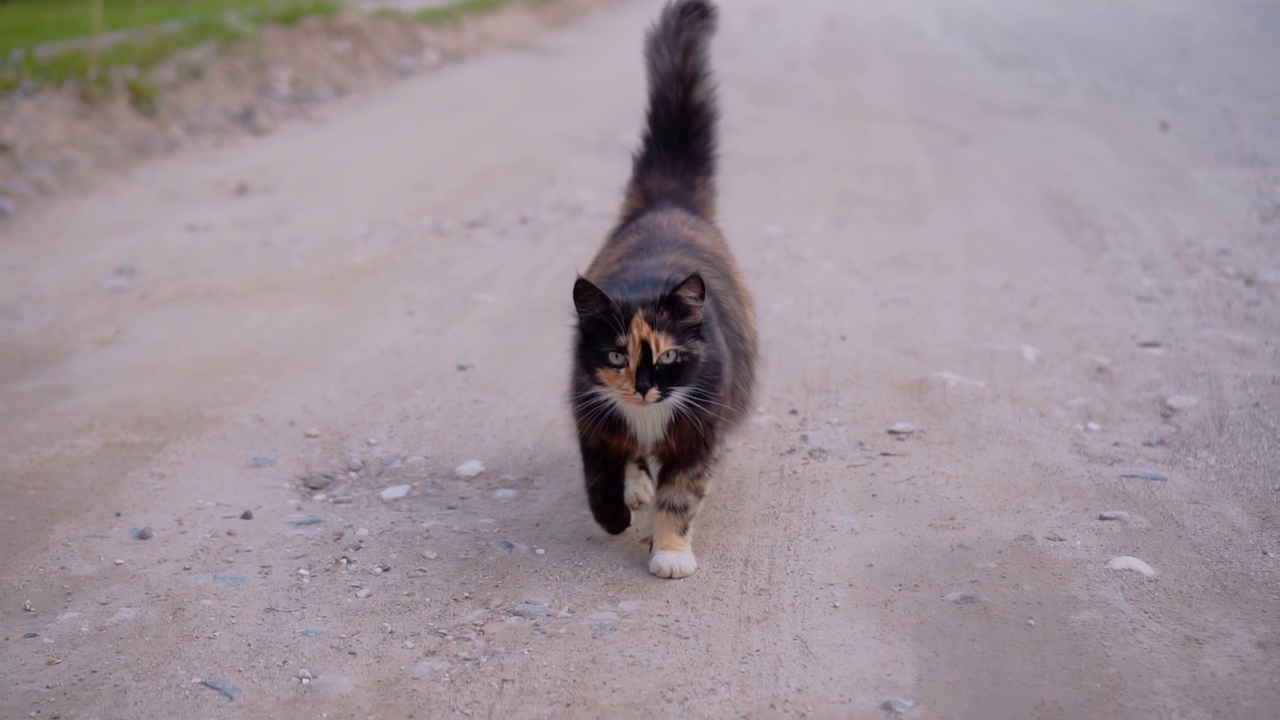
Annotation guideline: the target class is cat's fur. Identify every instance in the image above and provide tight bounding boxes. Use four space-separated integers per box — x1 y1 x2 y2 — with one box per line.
570 0 757 579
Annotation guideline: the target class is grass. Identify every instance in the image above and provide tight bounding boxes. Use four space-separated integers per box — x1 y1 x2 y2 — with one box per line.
413 0 511 25
0 0 339 95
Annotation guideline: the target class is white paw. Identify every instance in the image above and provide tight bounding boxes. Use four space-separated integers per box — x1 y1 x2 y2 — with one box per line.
649 548 698 579
624 465 655 510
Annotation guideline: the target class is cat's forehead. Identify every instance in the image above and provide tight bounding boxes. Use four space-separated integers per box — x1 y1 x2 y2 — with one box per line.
619 312 675 352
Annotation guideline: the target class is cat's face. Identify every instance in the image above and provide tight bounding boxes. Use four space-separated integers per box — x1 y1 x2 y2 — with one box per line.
573 274 705 408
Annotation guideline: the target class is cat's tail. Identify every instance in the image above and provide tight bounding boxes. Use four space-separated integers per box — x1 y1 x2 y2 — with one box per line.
620 0 719 225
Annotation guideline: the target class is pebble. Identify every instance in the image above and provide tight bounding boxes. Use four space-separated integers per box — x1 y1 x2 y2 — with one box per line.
132 527 154 540
1086 421 1102 432
887 422 916 435
1118 467 1167 482
285 514 324 526
493 489 517 500
355 527 370 538
535 548 546 555
422 550 438 560
304 428 320 438
347 458 364 472
499 540 530 555
455 460 485 478
355 588 373 598
250 456 277 467
200 679 241 701
1165 395 1199 410
304 674 354 695
511 603 552 618
312 493 327 502
302 474 333 490
1044 532 1066 542
1106 556 1155 576
411 659 451 677
945 592 982 605
297 669 313 681
114 559 125 565
380 484 411 500
882 697 917 716
1099 511 1131 522
367 438 379 446
240 510 254 520
405 456 427 470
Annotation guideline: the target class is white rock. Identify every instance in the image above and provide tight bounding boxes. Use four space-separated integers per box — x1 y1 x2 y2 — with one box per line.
887 422 916 435
1106 556 1155 576
355 527 370 538
1165 395 1199 410
355 588 372 598
454 460 485 478
380 484 411 500
493 489 517 500
1086 421 1102 432
304 428 320 438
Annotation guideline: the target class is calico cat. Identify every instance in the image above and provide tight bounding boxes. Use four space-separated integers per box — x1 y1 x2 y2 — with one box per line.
570 0 757 579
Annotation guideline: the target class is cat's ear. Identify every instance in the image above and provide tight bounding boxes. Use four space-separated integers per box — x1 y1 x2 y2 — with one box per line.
665 272 705 319
573 277 614 319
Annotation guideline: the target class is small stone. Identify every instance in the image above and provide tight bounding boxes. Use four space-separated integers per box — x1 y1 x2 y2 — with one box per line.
499 540 530 555
298 669 313 680
240 510 254 520
355 588 372 598
285 514 323 526
200 679 241 701
347 458 364 472
23 599 34 612
1099 511 1130 522
132 527 154 540
304 428 320 438
454 460 485 478
114 559 125 565
887 422 916 435
945 592 982 605
304 674 354 695
1106 556 1155 576
367 438 379 446
1086 421 1102 432
411 659 451 677
882 697 917 716
250 456 277 467
1027 619 1036 627
511 603 552 618
1165 395 1199 410
355 527 370 538
1118 467 1167 482
422 550 438 560
380 484 411 500
405 456 427 470
1044 532 1066 542
302 474 333 490
534 548 546 555
312 494 327 502
493 489 517 500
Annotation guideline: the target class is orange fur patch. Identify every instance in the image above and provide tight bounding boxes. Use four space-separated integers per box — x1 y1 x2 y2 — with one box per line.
594 314 678 405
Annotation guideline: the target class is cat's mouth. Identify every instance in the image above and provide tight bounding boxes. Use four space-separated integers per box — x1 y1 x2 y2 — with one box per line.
622 389 663 405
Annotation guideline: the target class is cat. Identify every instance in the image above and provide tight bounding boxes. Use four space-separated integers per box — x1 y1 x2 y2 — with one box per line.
570 0 757 579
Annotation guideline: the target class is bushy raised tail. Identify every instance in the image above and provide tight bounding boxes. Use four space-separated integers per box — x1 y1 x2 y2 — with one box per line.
620 0 719 225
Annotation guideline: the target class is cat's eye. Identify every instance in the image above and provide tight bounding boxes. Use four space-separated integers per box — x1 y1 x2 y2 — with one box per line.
657 349 679 365
607 351 628 368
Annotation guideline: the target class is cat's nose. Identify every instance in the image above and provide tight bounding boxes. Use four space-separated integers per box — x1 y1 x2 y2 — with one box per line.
634 381 653 398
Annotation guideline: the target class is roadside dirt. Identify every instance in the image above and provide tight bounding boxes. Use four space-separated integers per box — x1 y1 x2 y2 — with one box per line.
2 0 1278 718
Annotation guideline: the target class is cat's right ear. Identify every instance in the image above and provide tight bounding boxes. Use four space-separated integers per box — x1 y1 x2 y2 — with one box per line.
573 277 613 319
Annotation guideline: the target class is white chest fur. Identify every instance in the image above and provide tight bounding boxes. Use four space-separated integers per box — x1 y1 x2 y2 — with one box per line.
616 401 674 450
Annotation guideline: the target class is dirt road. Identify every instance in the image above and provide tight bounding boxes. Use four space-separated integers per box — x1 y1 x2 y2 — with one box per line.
3 0 1278 718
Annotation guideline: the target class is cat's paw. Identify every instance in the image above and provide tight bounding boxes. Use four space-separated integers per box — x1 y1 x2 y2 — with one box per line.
624 465 655 510
649 548 698 579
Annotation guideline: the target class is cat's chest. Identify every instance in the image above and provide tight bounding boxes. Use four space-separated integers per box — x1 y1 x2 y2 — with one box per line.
616 401 676 450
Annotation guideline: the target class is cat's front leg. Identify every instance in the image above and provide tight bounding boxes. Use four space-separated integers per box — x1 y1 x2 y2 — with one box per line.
580 439 632 535
649 449 716 579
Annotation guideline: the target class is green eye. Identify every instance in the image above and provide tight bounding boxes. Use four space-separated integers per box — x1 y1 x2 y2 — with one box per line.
657 350 679 365
607 351 627 367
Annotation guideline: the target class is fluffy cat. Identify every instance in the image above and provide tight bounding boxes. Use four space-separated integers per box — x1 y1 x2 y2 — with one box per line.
570 0 757 579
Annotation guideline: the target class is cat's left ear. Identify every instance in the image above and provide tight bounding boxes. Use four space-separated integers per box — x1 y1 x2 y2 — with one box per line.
665 272 705 320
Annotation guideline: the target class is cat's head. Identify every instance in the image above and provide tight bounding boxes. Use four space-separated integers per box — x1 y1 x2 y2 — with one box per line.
572 273 706 407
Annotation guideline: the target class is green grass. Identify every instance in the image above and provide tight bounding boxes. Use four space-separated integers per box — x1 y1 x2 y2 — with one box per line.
0 0 338 95
413 0 511 25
